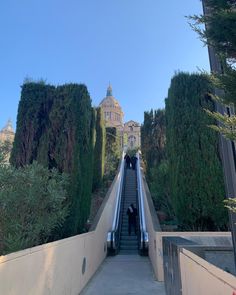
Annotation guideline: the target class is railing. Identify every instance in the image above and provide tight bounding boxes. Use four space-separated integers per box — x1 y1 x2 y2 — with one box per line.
107 151 125 254
136 152 149 254
107 151 148 255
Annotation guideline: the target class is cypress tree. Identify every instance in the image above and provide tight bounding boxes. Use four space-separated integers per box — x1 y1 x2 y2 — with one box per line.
92 107 105 191
54 84 93 235
11 82 94 235
141 109 172 218
105 127 121 177
166 72 227 230
141 109 166 180
141 110 154 179
10 82 54 166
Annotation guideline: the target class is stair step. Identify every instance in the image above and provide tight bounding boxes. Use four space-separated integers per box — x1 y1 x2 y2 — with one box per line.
121 231 137 235
120 236 137 240
120 241 138 246
120 245 138 250
118 168 140 254
119 250 138 255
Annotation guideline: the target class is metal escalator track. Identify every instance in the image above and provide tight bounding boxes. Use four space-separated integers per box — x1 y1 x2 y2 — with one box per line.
107 152 148 255
119 168 139 254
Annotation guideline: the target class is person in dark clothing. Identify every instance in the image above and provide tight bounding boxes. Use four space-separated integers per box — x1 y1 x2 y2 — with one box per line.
131 155 137 170
124 153 131 169
126 203 137 235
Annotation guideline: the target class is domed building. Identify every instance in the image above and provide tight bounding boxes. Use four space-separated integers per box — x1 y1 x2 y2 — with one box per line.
99 85 141 150
0 119 15 163
99 84 124 132
123 120 141 149
0 119 15 144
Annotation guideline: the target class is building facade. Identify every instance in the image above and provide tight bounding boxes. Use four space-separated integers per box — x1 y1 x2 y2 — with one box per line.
0 119 15 144
123 120 141 149
99 84 124 132
0 119 15 163
99 85 141 150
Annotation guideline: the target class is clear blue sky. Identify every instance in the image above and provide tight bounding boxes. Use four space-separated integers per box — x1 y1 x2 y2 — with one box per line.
0 0 210 130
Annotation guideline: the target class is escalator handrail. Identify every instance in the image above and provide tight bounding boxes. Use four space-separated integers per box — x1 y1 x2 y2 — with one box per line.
136 152 149 251
112 152 125 231
107 151 125 251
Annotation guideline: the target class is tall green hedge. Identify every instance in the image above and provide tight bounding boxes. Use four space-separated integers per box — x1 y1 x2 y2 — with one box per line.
165 72 227 230
54 84 94 235
105 127 121 177
92 107 105 191
10 82 55 166
141 109 173 218
141 109 166 180
11 82 94 235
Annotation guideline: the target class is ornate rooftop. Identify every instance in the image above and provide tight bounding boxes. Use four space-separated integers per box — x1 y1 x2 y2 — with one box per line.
99 84 122 109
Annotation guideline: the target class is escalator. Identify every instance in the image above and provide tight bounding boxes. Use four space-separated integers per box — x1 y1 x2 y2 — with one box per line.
107 153 148 255
119 168 139 254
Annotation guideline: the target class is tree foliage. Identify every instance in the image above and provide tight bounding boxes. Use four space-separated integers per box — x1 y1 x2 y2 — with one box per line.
141 109 173 218
149 160 174 219
0 141 12 165
188 0 236 139
224 198 236 213
105 127 121 178
0 162 68 255
205 106 236 141
141 109 166 178
11 82 94 236
165 72 227 230
93 107 106 191
10 82 54 166
189 0 236 60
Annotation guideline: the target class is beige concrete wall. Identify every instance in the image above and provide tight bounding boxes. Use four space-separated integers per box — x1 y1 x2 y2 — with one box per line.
0 171 120 295
154 231 231 282
142 175 159 279
180 248 236 295
141 167 231 282
142 191 230 282
141 165 235 294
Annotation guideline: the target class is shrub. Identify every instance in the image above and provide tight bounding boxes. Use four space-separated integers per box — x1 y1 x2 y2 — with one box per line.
0 162 68 255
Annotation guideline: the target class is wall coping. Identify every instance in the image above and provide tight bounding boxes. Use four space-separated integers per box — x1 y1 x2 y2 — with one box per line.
181 248 236 289
89 161 121 232
141 168 162 231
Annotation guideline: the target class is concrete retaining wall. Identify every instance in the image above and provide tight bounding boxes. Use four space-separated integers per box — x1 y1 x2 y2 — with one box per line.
0 171 120 295
155 231 232 282
180 248 236 295
141 168 232 282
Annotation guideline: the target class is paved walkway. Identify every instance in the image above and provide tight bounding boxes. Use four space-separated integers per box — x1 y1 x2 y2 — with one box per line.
80 255 166 295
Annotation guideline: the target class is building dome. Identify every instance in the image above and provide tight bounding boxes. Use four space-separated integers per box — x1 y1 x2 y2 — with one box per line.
1 119 14 133
99 95 121 109
99 85 121 109
99 84 124 129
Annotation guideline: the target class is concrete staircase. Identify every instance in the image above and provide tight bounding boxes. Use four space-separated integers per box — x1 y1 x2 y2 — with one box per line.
119 168 139 255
